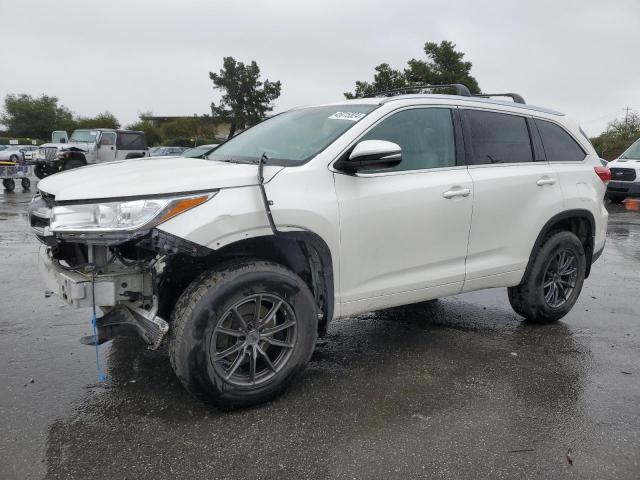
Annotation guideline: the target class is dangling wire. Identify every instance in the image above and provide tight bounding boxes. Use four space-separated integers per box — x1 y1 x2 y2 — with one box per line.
90 268 107 382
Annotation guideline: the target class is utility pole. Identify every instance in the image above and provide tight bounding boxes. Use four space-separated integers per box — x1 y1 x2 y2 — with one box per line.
625 106 630 126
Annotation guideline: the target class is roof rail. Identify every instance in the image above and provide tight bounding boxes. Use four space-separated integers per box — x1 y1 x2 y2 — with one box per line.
363 83 472 98
472 93 526 104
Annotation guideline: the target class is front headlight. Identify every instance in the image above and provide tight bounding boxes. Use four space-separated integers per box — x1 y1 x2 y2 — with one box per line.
50 193 215 233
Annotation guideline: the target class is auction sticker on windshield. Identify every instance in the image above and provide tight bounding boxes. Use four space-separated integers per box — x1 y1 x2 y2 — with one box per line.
328 112 366 121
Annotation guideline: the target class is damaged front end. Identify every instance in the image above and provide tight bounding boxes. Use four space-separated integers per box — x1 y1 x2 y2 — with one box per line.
30 191 214 349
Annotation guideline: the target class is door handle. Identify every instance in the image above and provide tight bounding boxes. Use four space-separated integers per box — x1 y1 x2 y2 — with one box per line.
442 187 471 199
536 177 556 186
110 146 115 151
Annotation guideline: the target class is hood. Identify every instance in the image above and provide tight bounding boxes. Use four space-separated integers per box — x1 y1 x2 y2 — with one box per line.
39 141 94 152
37 157 284 201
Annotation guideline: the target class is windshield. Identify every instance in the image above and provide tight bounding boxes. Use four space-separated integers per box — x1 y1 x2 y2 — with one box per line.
209 105 377 165
620 138 640 159
69 130 99 143
183 145 217 158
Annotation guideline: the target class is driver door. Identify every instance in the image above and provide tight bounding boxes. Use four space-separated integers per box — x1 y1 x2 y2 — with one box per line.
334 107 474 316
98 132 117 163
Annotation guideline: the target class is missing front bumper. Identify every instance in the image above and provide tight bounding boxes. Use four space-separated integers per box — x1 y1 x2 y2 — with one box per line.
80 304 169 350
38 246 169 349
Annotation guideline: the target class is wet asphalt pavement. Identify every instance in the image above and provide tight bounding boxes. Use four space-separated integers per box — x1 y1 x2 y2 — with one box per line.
0 187 639 480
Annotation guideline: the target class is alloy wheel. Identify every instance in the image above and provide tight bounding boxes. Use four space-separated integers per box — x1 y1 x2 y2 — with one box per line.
210 294 297 387
542 249 578 308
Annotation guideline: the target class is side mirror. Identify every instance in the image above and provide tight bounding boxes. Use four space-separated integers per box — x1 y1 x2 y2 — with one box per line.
334 140 402 173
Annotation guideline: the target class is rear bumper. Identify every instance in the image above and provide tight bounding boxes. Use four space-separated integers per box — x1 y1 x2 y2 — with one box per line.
607 181 640 197
592 243 604 264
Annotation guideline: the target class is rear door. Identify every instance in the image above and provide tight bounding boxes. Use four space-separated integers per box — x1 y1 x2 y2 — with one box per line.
461 108 564 291
538 119 606 252
334 106 474 315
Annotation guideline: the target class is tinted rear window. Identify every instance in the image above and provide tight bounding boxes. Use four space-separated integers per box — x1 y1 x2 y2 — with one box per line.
117 132 147 150
535 120 586 162
466 110 533 164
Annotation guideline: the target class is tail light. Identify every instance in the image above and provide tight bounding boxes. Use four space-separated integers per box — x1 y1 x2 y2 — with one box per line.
594 166 611 183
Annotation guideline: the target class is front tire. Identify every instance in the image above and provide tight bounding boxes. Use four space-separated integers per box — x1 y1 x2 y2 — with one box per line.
169 261 318 409
21 177 31 190
63 158 85 171
508 231 586 323
34 164 51 179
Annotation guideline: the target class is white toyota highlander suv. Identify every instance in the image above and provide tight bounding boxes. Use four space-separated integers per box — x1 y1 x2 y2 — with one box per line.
29 85 609 408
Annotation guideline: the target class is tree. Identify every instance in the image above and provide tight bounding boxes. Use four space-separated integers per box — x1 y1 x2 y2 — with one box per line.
210 57 282 138
74 111 120 129
591 110 640 160
345 40 480 98
0 94 74 139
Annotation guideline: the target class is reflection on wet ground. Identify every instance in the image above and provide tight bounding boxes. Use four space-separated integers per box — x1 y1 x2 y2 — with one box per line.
1 191 639 480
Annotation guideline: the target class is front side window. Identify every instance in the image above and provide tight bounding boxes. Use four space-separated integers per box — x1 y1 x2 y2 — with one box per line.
466 110 533 164
359 108 456 172
99 132 116 146
209 105 377 165
535 119 586 162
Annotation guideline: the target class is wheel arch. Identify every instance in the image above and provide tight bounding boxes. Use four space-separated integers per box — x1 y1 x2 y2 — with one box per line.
526 209 596 280
64 151 87 165
158 231 335 335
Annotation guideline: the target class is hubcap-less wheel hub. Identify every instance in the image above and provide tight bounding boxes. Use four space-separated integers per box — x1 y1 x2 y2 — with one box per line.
210 294 297 387
542 249 578 308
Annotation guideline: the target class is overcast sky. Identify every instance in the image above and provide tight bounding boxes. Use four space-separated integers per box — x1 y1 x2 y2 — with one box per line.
1 0 639 136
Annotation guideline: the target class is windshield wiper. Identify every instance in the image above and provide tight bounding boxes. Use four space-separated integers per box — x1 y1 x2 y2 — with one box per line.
257 152 278 235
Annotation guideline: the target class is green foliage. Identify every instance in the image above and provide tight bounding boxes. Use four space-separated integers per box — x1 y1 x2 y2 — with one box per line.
163 137 219 147
591 111 640 160
345 40 481 98
210 57 282 137
1 94 74 139
74 111 120 129
160 118 196 138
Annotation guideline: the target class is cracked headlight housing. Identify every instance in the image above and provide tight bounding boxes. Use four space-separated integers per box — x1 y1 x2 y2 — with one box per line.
50 193 215 233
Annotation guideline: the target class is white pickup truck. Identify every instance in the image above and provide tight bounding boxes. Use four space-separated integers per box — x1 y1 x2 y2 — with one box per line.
31 129 149 179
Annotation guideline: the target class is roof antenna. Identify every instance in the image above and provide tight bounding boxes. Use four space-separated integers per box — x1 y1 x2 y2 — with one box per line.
257 152 278 235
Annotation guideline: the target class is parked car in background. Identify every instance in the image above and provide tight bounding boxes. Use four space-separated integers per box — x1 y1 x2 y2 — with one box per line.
606 138 640 202
30 85 609 408
0 145 37 162
150 146 189 157
31 129 149 178
181 144 219 158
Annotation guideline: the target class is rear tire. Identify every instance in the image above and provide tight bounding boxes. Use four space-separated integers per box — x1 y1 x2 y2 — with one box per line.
21 178 30 190
508 231 586 323
2 179 15 191
169 261 318 409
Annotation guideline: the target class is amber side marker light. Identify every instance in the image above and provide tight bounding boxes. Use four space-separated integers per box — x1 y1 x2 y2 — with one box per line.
157 195 210 224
